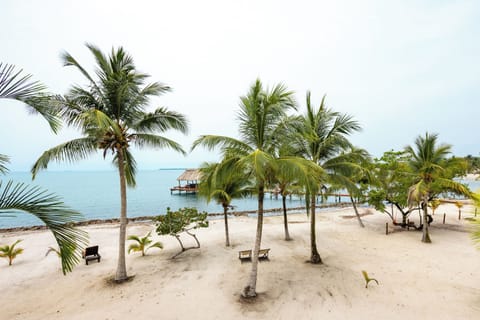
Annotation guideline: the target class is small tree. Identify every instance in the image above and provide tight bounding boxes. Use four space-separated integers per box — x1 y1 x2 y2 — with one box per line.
155 207 209 258
0 239 24 266
128 231 163 256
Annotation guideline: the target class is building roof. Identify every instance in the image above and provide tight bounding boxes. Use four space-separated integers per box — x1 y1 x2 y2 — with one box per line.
176 169 202 181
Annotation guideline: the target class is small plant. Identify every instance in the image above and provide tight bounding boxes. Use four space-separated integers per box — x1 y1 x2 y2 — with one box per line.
0 239 24 266
45 246 61 257
128 231 163 256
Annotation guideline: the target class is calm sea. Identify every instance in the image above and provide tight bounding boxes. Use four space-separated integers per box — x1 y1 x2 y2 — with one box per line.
2 170 478 229
0 169 313 229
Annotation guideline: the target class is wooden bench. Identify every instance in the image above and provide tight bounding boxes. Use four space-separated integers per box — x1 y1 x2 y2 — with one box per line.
238 248 270 261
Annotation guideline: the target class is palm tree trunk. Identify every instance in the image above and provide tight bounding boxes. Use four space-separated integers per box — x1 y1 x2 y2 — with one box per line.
350 195 365 228
243 184 264 298
310 195 322 264
115 149 128 281
282 194 291 240
223 203 230 247
422 194 431 243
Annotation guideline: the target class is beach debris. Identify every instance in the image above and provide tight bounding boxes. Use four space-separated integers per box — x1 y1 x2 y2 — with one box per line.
0 239 24 266
128 231 163 256
155 207 208 258
361 270 379 288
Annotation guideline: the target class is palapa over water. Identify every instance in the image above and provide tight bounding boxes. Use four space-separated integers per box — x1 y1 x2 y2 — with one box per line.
170 169 202 194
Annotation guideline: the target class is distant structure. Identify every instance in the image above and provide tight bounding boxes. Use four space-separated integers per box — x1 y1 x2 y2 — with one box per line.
170 169 202 194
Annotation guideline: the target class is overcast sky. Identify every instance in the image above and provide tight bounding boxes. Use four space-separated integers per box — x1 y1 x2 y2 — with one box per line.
1 0 479 172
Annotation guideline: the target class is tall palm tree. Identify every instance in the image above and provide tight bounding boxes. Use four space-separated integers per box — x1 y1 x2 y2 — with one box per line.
1 65 87 274
192 79 307 298
198 161 251 246
406 133 471 243
31 44 188 281
291 92 361 263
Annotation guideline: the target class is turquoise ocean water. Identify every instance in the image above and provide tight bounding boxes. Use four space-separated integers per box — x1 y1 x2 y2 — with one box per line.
0 169 313 229
2 170 478 229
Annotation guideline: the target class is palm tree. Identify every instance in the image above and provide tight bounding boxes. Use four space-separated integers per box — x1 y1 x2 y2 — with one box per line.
198 161 251 247
192 79 306 298
1 65 87 274
406 133 472 243
0 239 24 266
31 44 188 281
290 92 361 263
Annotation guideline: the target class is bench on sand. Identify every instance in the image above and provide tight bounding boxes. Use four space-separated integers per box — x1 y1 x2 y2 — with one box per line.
82 245 101 265
238 248 270 262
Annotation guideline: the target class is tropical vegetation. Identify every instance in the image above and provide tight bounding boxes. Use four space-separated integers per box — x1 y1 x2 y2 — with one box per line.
30 45 189 281
1 63 87 274
198 161 251 246
289 92 362 263
192 79 322 297
155 207 209 258
0 239 24 266
128 231 163 256
405 133 472 242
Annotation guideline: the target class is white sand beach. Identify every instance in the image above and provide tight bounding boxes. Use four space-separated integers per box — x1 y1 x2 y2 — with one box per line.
1 204 479 320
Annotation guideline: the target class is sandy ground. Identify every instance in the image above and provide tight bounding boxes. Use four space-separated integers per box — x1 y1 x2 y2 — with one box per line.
1 204 479 320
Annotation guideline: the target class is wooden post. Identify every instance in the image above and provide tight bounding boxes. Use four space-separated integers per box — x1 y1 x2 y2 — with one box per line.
458 210 461 220
475 208 477 217
385 222 389 235
443 213 446 224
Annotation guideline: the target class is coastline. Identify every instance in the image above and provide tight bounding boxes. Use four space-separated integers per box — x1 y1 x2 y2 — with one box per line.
0 202 354 233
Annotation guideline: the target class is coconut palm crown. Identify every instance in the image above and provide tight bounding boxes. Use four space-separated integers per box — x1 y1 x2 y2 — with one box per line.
405 132 472 243
31 44 189 281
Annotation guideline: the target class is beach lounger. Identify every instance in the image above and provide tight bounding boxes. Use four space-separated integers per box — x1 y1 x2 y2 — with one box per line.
83 245 101 265
238 250 252 261
258 248 270 260
238 248 270 262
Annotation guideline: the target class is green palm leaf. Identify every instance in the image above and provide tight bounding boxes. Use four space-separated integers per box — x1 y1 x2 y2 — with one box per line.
0 181 88 273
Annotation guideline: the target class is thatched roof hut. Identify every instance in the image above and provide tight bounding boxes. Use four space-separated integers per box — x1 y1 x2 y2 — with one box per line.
176 169 202 182
170 169 202 194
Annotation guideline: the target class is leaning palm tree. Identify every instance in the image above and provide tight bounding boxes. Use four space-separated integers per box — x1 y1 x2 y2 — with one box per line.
31 44 188 282
192 79 311 298
198 161 251 247
1 66 87 274
290 92 361 263
406 133 472 243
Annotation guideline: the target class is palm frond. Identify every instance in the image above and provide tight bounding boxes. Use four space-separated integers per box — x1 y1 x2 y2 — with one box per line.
133 133 186 155
0 154 10 175
133 107 189 134
31 138 98 179
191 135 251 155
0 181 88 273
0 63 45 99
